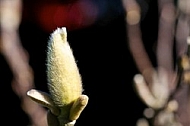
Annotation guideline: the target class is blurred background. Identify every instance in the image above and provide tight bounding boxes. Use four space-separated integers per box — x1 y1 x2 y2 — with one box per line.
0 0 161 126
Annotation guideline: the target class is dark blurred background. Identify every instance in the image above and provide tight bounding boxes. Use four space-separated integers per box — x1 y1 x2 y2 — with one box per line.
0 0 158 125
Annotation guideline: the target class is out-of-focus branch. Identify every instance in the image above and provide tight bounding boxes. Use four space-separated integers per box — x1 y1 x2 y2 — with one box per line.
122 0 190 126
0 0 47 126
156 0 177 93
122 0 171 110
175 16 189 57
134 71 169 109
122 0 154 86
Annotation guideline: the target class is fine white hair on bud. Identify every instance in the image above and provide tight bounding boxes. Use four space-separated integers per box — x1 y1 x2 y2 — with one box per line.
47 27 83 108
27 27 88 126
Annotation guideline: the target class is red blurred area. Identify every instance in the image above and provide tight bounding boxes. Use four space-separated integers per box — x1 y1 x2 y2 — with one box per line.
22 0 98 32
